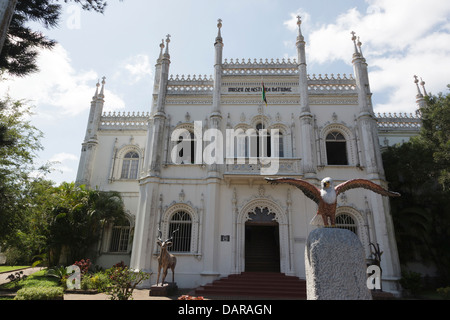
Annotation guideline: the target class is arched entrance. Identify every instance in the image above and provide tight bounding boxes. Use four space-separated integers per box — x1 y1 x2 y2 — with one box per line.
235 199 290 274
245 222 280 272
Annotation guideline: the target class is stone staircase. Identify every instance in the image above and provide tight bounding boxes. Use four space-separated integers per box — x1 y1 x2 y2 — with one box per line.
192 272 307 299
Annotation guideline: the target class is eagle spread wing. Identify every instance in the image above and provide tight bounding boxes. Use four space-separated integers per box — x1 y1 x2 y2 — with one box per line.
265 177 321 204
335 179 401 197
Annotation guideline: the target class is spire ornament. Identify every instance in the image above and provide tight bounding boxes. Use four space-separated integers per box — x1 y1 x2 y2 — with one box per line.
158 39 165 61
215 18 223 44
164 34 171 57
93 80 100 99
414 75 423 98
351 31 360 56
99 76 106 97
420 77 428 96
357 36 364 57
296 15 304 43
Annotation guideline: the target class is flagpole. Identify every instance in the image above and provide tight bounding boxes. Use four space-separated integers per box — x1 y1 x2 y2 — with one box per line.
261 76 266 158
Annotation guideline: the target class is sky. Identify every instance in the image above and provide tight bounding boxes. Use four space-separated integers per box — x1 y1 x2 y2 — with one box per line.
1 0 450 184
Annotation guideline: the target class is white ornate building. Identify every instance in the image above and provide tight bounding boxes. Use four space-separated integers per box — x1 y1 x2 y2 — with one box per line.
76 18 423 295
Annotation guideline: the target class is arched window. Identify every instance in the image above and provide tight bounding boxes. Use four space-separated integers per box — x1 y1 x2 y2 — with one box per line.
176 131 195 164
336 214 357 234
256 123 271 158
109 225 130 253
168 211 192 252
278 132 284 158
121 151 140 179
108 218 131 253
326 131 348 165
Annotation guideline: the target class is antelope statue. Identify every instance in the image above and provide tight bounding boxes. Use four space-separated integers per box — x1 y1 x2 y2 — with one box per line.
156 228 178 286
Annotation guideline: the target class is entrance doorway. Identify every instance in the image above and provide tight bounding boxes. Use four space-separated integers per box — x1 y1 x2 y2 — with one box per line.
245 224 280 272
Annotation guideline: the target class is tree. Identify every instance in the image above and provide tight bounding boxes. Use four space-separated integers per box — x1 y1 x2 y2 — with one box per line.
382 86 450 283
46 182 127 265
0 0 110 77
0 96 46 244
418 85 450 190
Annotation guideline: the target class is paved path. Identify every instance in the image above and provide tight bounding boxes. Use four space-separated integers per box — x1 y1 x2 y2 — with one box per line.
0 267 44 285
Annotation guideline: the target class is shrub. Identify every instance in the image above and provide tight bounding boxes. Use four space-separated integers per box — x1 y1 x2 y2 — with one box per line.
80 272 110 291
74 259 92 275
105 261 150 300
178 295 204 300
437 287 450 300
89 272 111 292
46 265 69 288
14 287 64 300
400 271 423 296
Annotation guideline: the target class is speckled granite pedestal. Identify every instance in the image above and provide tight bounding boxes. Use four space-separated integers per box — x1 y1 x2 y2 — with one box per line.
305 227 372 300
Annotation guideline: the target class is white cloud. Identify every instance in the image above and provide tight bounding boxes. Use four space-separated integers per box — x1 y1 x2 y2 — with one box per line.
115 54 153 85
285 0 450 114
283 9 311 33
0 44 126 118
48 152 79 178
50 152 79 163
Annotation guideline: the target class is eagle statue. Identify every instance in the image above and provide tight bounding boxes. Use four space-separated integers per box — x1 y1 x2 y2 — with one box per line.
265 177 400 226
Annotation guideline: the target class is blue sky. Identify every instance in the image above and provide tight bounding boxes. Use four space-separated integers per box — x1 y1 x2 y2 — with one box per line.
1 0 450 184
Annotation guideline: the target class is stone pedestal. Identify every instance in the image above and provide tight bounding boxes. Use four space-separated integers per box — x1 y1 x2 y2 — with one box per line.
305 228 372 300
149 283 178 297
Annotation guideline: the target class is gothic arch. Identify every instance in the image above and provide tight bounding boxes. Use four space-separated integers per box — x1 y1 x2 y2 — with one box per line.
268 123 292 158
320 124 356 165
160 203 200 255
113 144 143 181
170 123 200 165
336 206 369 254
235 198 291 274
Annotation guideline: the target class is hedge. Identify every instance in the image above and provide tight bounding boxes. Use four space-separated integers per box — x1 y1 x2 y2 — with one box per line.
14 287 64 300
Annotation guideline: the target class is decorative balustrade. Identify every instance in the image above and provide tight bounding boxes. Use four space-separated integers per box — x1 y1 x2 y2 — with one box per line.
167 74 214 94
225 158 301 175
307 73 354 81
376 112 421 130
222 58 299 76
100 111 150 130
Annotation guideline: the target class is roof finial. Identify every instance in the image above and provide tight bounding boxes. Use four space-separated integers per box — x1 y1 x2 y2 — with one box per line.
164 34 171 56
93 80 100 99
296 15 304 42
420 77 428 96
357 36 364 58
414 75 423 98
158 39 165 61
215 18 223 44
351 31 360 56
100 76 106 96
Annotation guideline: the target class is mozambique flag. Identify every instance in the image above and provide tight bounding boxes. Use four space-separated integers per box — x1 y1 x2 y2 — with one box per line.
262 82 268 106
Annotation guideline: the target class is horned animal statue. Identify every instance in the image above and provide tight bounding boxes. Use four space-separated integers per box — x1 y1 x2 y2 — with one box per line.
156 228 178 286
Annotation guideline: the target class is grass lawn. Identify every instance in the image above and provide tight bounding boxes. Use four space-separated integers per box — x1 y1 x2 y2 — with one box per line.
0 266 30 273
0 269 60 290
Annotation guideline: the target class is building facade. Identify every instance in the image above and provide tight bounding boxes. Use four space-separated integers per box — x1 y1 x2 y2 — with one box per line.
76 18 422 295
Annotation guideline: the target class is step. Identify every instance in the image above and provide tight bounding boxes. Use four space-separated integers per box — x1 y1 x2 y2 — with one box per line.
193 272 307 299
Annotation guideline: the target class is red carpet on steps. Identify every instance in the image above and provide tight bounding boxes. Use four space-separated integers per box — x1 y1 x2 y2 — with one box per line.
192 272 307 299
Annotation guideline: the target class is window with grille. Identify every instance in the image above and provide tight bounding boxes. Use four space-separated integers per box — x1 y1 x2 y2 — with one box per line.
109 226 130 253
121 151 140 179
168 211 192 252
336 214 357 234
326 132 348 165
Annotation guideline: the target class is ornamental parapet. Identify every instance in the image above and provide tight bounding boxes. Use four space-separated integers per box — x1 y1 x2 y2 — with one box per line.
376 112 421 130
167 74 214 95
224 158 302 176
222 58 299 76
99 111 149 130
